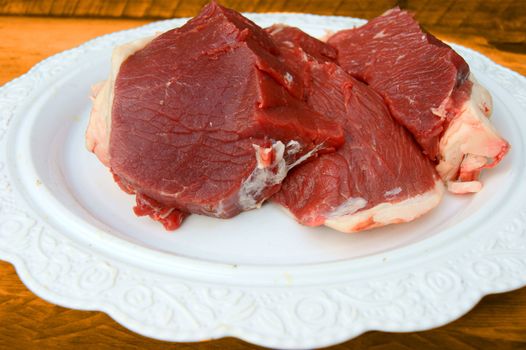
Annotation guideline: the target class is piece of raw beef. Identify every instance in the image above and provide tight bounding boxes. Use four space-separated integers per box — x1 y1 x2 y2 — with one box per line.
86 2 344 230
269 26 443 233
328 8 509 194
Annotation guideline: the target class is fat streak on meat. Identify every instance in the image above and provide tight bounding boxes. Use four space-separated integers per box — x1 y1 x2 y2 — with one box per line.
86 2 344 230
328 8 509 194
269 26 444 233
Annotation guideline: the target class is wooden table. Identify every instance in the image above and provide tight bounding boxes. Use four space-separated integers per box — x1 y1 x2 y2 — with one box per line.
1 13 526 350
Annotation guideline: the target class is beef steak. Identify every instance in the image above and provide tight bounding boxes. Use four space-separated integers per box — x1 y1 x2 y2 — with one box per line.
328 8 509 193
269 26 443 232
87 2 344 229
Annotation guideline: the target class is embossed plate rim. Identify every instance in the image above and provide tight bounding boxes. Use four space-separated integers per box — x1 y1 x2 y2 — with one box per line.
1 13 526 349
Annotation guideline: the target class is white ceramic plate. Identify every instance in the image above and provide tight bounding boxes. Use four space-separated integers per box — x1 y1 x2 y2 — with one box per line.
1 13 525 350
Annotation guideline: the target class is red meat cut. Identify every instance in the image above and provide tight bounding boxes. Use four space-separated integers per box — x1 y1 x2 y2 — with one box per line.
86 2 344 230
269 26 443 232
328 8 509 193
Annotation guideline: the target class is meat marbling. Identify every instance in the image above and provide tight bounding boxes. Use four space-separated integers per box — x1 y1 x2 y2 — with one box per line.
328 8 509 194
269 26 444 233
86 2 344 230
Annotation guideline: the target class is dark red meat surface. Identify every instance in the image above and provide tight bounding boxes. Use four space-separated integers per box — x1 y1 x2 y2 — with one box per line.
270 26 439 229
109 2 344 229
328 8 470 160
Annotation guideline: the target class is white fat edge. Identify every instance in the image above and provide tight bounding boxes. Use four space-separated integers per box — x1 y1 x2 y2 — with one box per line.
384 187 402 197
447 180 482 194
106 35 157 134
86 78 112 166
436 73 508 184
288 142 325 170
238 139 324 211
470 74 493 117
286 140 301 155
324 180 444 233
89 81 106 100
238 141 288 210
87 35 156 165
327 197 368 219
460 154 487 172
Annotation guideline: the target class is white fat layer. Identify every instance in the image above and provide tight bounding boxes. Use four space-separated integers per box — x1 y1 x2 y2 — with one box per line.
460 154 487 172
436 73 508 187
86 35 156 166
238 142 288 210
447 181 482 194
324 180 444 233
288 142 325 169
327 197 367 218
286 140 301 155
384 187 402 197
239 140 322 211
470 74 492 117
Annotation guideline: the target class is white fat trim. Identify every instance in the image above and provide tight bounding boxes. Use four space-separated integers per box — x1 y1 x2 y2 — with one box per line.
470 74 493 117
460 154 487 172
324 180 444 233
286 140 301 155
327 197 367 219
239 139 324 211
437 73 508 186
238 141 288 210
384 187 402 197
288 142 325 170
86 35 156 165
447 180 482 194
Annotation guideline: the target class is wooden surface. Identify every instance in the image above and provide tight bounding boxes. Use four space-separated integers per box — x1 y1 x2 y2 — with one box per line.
0 0 525 50
1 9 526 350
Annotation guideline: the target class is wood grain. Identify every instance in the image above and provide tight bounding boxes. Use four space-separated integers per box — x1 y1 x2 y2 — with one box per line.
1 260 526 349
0 0 525 47
1 13 526 350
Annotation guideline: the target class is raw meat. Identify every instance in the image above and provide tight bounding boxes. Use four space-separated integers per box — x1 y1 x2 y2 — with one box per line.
328 8 509 193
87 2 344 230
87 36 154 168
269 26 443 232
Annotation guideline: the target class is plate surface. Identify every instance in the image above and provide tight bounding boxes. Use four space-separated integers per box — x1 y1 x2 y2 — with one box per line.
1 13 526 349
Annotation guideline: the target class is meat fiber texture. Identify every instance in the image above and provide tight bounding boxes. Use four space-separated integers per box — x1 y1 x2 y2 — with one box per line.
269 26 443 233
86 2 344 230
328 8 509 194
